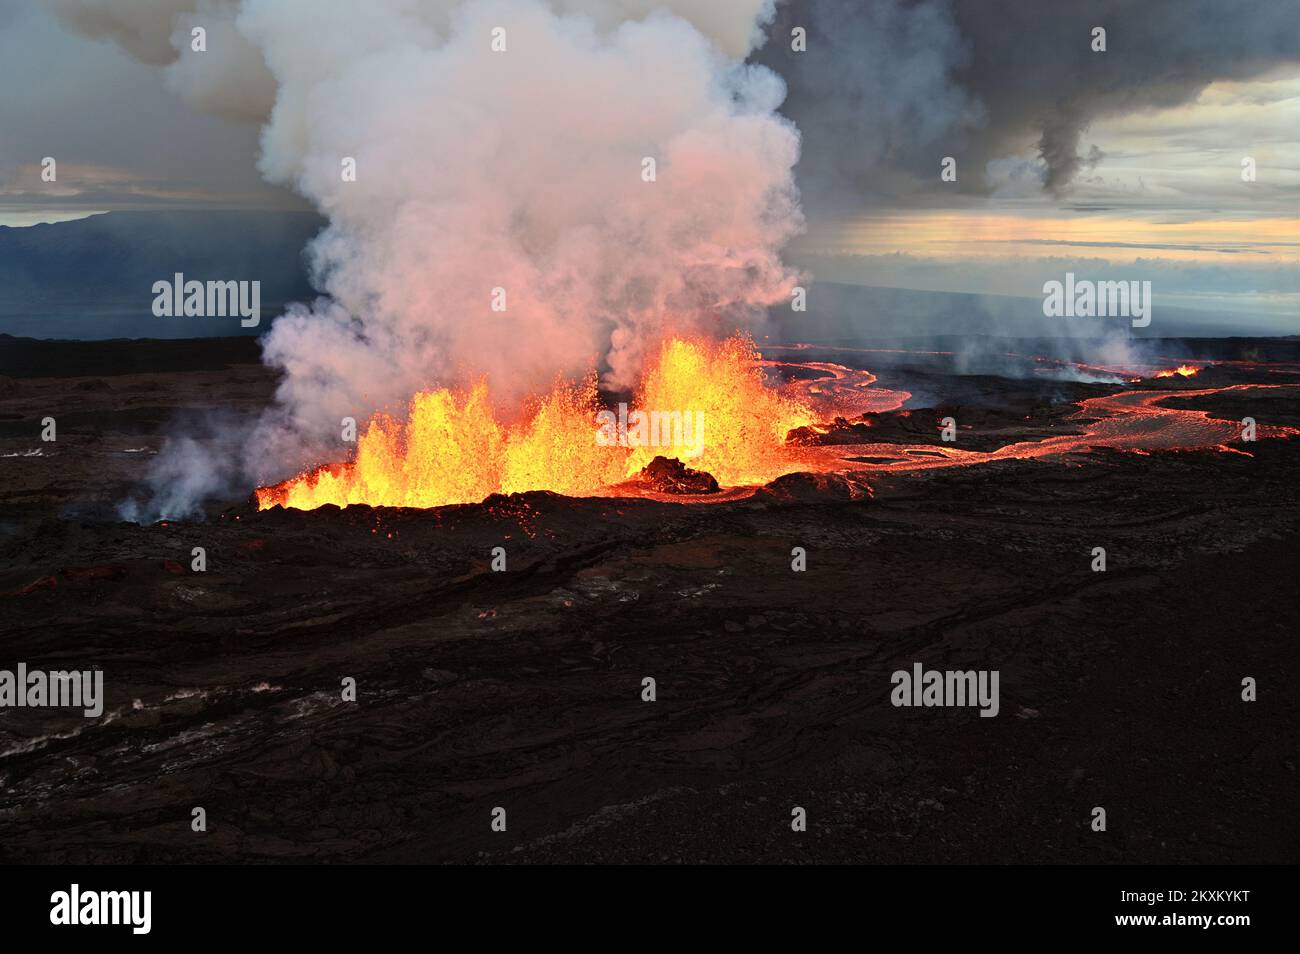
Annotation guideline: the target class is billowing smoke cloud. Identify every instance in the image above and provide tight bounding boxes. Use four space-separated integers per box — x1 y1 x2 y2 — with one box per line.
51 0 780 120
247 0 801 411
757 0 1300 205
48 0 277 120
54 0 803 516
752 0 983 211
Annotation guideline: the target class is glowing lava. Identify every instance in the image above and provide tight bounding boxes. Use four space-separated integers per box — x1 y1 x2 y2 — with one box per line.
256 335 818 510
793 383 1300 474
256 340 1298 513
625 336 814 485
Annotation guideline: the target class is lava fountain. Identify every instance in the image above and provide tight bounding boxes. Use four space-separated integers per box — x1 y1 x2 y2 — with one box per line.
1155 364 1200 378
256 335 818 511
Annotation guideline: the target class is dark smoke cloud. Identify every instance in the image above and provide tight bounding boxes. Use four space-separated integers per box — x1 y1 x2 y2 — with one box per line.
757 0 1300 206
753 0 983 211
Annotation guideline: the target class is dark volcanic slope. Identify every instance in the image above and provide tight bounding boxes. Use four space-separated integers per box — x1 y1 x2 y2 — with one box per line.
2 432 1297 863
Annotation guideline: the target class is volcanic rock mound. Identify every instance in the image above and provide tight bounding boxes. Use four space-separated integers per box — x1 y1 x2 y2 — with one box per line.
632 455 720 495
756 471 872 502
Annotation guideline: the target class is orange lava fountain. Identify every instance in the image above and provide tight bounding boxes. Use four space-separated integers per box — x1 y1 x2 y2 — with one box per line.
256 334 816 511
1155 364 1199 378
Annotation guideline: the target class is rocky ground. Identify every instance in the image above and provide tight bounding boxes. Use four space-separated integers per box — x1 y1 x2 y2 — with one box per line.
0 336 1296 863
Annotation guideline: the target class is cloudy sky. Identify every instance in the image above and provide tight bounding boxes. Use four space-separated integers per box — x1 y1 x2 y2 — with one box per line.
0 0 296 223
784 70 1300 326
1 0 1297 330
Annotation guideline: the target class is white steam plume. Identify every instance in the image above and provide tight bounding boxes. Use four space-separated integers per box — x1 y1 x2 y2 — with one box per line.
52 0 803 514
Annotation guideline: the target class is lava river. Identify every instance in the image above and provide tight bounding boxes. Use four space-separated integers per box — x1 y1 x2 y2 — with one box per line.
791 381 1300 475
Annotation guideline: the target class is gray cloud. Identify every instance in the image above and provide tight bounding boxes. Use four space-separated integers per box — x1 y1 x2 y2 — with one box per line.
756 0 1300 206
753 0 984 212
0 3 295 213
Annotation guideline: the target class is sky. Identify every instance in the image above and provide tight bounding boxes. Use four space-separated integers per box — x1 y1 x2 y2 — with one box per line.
784 70 1300 328
0 0 299 221
0 0 1297 332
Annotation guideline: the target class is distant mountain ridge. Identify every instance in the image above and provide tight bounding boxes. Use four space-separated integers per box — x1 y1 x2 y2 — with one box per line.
0 210 1285 341
0 210 325 338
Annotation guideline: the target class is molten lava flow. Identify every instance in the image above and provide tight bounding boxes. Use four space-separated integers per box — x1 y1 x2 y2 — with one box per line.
256 335 819 510
791 383 1300 475
759 359 910 418
1155 364 1199 378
